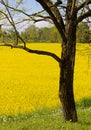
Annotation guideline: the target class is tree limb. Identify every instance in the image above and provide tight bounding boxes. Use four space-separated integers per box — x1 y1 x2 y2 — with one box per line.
0 43 61 63
0 1 48 21
0 1 26 47
77 10 91 24
66 0 77 20
77 0 91 11
36 0 67 43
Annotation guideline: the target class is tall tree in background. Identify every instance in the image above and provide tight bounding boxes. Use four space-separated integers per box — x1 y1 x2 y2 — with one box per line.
0 0 91 122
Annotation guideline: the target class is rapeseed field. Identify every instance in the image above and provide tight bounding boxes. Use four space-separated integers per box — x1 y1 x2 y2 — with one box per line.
0 43 91 115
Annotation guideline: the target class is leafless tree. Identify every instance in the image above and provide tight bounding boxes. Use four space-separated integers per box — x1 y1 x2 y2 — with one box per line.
0 0 91 122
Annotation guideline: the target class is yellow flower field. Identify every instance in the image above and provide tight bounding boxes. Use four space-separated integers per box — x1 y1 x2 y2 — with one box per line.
0 43 91 115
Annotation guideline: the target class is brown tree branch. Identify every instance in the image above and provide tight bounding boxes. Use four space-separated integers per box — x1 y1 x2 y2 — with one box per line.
77 10 91 24
1 0 19 45
0 1 31 17
0 0 66 42
0 0 26 47
33 18 52 23
0 44 61 63
0 1 49 21
66 0 77 19
36 0 67 43
77 0 91 11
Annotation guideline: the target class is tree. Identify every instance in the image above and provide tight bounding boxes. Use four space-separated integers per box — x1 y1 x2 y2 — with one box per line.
21 25 39 42
49 26 62 43
35 0 91 122
21 25 62 43
0 0 91 122
2 29 17 43
38 27 51 42
0 27 1 42
0 0 26 47
77 22 90 43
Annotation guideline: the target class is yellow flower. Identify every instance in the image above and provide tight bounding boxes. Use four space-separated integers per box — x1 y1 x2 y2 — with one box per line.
0 43 91 115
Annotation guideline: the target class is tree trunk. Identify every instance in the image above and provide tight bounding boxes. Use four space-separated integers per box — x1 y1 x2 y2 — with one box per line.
59 21 78 122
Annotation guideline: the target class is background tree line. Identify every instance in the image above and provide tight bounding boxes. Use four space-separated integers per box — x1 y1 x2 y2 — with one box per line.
1 22 91 43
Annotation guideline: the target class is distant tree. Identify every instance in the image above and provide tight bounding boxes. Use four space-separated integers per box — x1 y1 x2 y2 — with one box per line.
89 29 91 42
77 22 90 43
49 26 62 43
0 12 3 42
21 25 62 43
21 25 38 42
0 25 2 42
38 27 51 42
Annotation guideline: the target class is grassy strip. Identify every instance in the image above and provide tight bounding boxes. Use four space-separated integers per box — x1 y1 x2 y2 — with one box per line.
0 106 91 130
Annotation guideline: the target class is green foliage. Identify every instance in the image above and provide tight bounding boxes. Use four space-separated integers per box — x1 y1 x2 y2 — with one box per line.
20 23 91 43
76 97 91 108
20 25 62 43
21 25 39 42
49 27 62 43
2 29 15 43
0 25 2 40
77 22 90 43
2 22 91 44
0 12 2 42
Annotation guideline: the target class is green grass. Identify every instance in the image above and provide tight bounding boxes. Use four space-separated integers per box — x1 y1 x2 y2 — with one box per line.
0 105 91 130
76 97 91 108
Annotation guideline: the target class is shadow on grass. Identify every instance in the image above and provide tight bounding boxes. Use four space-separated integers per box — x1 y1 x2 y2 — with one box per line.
76 97 91 108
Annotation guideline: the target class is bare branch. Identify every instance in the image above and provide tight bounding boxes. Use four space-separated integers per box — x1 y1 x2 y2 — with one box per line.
0 43 61 63
77 0 91 11
36 0 67 43
1 0 19 45
0 1 49 20
66 0 77 20
77 10 91 24
0 0 26 47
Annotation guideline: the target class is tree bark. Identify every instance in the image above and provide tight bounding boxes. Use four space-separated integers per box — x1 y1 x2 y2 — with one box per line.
36 0 78 122
59 20 78 122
